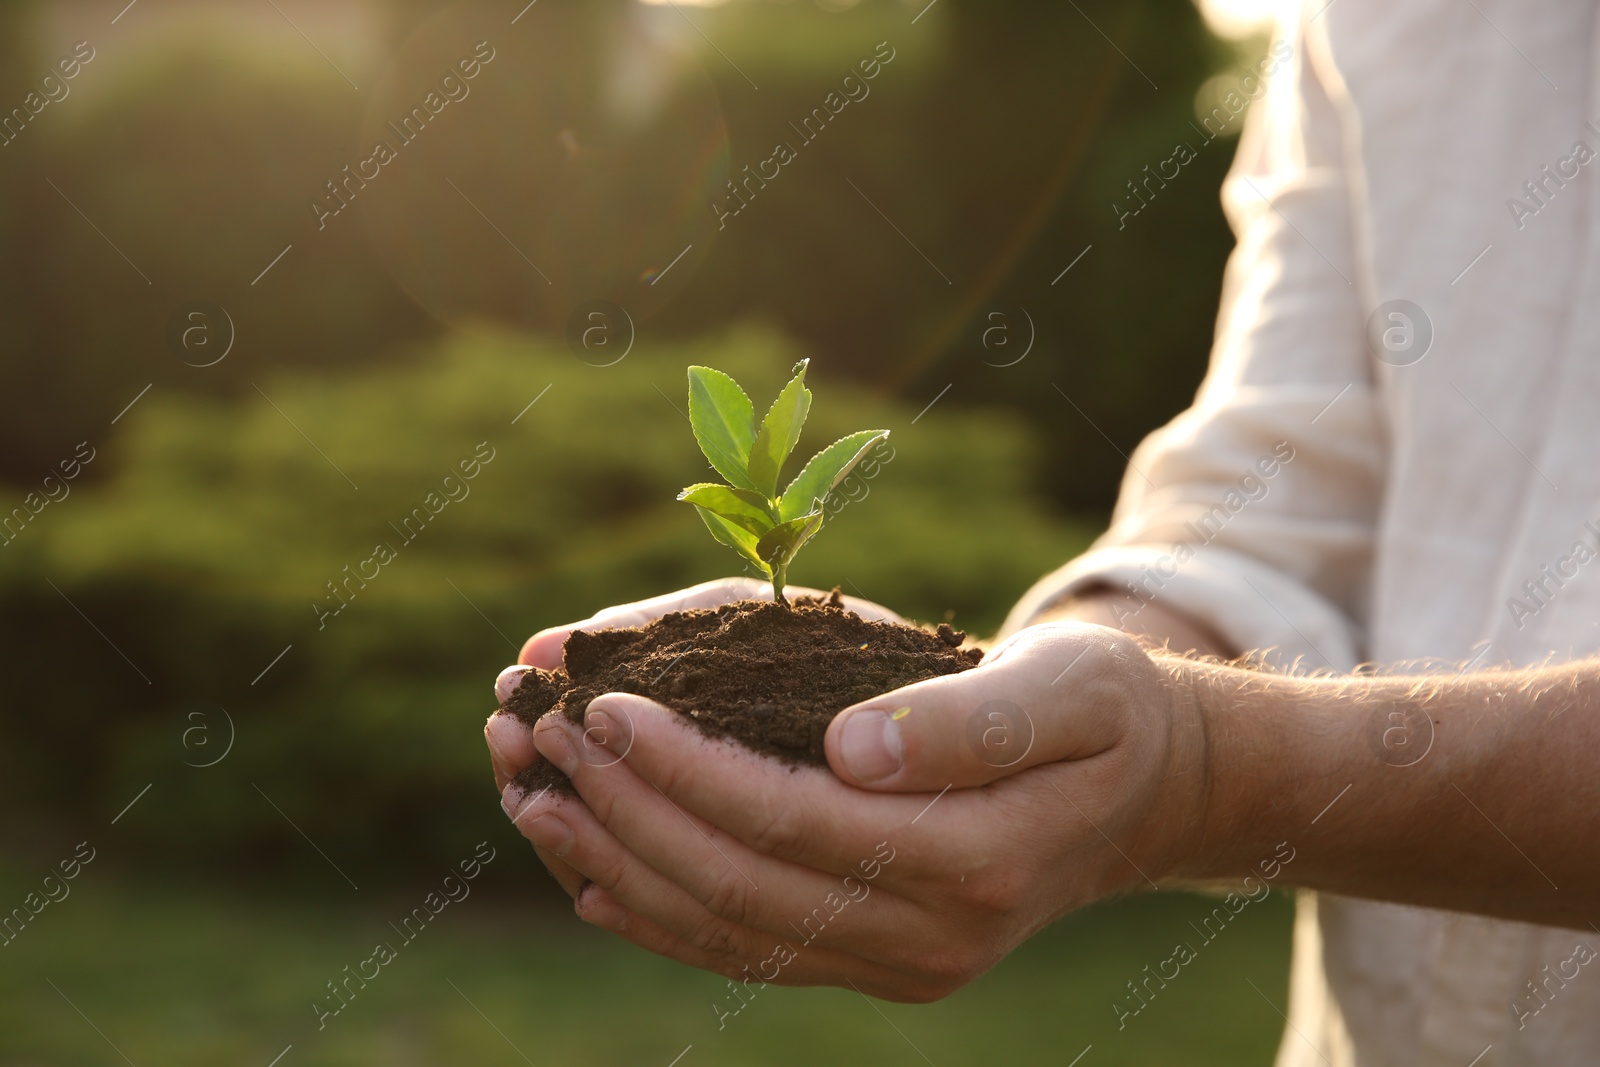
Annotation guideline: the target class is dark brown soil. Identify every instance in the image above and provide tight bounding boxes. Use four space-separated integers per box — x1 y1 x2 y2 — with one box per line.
501 590 982 796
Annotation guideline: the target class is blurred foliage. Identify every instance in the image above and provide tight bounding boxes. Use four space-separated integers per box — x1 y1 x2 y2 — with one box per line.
0 327 1094 867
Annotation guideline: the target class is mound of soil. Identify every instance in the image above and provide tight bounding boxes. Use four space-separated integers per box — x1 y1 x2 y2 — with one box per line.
501 590 983 796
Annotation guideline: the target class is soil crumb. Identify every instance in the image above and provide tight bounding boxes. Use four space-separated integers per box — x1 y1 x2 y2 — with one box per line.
501 589 982 797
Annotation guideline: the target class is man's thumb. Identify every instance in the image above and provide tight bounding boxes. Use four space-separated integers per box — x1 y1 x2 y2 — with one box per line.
823 624 1125 791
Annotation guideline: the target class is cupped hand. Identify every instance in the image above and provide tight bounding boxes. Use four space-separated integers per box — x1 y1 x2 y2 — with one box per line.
483 578 903 900
491 620 1209 1002
484 576 900 787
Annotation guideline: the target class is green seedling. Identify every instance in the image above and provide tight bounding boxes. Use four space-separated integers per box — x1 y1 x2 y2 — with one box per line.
679 359 889 604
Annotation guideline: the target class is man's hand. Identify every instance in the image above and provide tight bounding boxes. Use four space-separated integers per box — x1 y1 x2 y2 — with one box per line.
485 577 901 788
484 577 907 909
489 620 1209 1001
489 579 1600 989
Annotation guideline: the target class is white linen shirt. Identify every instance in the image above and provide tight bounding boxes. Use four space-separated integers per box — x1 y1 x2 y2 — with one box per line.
1004 2 1600 1063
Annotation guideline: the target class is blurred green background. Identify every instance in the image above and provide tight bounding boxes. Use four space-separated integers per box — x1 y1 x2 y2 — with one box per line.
0 0 1292 1063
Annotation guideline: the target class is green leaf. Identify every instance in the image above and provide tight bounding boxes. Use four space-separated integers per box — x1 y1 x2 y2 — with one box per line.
746 359 812 498
696 506 772 575
677 483 775 536
687 367 758 491
756 510 825 569
778 429 891 522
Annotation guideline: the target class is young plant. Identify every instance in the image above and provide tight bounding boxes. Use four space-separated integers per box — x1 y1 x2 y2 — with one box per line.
679 359 889 603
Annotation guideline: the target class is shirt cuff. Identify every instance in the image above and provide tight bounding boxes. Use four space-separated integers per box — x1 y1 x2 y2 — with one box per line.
998 544 1361 671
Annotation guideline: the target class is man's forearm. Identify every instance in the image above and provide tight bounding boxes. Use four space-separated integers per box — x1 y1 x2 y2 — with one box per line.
1173 654 1600 930
1044 591 1598 929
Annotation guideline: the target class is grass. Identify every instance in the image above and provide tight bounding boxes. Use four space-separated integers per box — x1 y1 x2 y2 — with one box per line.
0 854 1293 1066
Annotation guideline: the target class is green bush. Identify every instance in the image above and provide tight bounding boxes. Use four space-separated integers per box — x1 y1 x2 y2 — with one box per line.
0 327 1092 871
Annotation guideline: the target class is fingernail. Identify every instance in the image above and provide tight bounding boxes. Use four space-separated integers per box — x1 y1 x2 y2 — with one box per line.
534 719 580 777
838 710 903 782
501 784 529 820
495 664 533 704
487 750 510 793
524 813 575 857
484 715 510 764
576 882 622 930
485 714 528 788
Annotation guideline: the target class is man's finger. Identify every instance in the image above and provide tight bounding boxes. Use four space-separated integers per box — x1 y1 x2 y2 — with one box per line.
533 844 587 899
496 780 590 897
824 623 1131 791
485 712 539 788
500 766 922 986
529 712 924 959
589 693 945 882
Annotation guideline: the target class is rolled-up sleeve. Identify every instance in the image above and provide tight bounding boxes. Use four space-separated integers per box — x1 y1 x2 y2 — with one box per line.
1003 22 1385 671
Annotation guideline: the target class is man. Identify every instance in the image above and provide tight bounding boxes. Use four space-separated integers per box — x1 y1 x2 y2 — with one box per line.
486 4 1600 1063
